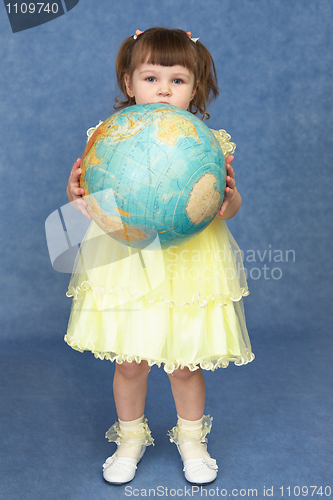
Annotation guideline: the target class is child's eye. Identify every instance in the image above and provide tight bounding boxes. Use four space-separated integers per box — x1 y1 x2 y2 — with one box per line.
173 78 183 84
146 77 156 82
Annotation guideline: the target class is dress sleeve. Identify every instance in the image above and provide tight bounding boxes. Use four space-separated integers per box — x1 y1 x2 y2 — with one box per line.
86 120 103 142
210 129 236 159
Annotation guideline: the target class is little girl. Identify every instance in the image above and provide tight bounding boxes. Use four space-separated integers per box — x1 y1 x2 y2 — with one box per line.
66 27 254 486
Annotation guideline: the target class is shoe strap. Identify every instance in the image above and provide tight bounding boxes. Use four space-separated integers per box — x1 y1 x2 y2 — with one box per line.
103 454 138 471
183 457 218 472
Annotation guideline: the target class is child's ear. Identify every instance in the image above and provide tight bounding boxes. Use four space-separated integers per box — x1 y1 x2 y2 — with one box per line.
124 74 134 98
191 81 198 101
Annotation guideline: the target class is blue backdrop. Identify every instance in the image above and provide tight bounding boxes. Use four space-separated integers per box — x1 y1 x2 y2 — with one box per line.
0 1 332 499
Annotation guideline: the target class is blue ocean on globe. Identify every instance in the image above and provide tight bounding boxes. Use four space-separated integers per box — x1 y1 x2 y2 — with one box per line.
80 103 226 250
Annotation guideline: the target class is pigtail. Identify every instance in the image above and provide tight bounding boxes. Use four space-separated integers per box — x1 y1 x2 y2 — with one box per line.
114 37 136 110
190 41 219 120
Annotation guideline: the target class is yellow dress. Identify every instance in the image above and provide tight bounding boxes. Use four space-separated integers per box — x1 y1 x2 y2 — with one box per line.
64 127 254 374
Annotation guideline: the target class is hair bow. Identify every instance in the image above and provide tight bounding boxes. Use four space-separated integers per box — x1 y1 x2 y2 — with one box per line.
186 31 199 43
133 30 144 39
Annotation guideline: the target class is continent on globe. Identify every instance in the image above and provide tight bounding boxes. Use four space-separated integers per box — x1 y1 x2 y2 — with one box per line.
156 115 199 147
185 173 221 224
85 193 149 243
80 103 227 250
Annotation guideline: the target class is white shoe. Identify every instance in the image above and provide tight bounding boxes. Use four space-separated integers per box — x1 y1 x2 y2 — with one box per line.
176 444 218 484
103 446 146 484
182 456 218 484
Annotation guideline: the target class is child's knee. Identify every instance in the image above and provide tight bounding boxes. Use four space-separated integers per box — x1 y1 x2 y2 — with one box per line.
116 360 150 380
168 366 199 382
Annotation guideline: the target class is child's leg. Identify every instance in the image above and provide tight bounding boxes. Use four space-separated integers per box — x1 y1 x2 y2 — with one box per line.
103 361 153 484
112 361 151 456
167 367 218 484
168 366 208 458
167 366 205 420
113 360 151 421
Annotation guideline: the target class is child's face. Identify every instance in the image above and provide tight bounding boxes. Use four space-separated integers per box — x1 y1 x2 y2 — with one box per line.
124 62 196 110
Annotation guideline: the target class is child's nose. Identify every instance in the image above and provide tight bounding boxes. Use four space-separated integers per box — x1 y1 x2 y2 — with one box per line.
158 82 171 96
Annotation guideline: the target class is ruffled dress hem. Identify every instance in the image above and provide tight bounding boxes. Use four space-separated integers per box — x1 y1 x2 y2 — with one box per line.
66 282 250 309
63 334 255 374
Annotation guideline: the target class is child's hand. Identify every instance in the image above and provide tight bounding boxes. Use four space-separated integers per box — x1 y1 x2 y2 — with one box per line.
218 155 236 217
217 155 242 219
66 158 92 219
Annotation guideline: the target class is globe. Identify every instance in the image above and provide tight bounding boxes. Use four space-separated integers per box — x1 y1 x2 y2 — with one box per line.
80 103 226 250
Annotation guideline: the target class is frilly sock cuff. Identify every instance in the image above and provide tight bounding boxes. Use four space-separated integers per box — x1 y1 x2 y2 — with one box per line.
167 415 213 445
105 416 155 447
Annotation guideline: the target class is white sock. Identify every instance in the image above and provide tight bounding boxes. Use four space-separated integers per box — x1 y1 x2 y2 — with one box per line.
115 416 145 459
176 416 210 461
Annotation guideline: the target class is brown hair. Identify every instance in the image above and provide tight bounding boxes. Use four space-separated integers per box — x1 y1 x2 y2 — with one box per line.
114 27 219 120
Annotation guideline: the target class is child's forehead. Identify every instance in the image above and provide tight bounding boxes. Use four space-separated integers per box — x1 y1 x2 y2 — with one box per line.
135 61 193 74
130 42 197 76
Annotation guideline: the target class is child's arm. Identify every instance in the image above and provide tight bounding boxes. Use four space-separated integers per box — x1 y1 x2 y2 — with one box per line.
216 155 242 220
66 121 104 219
67 158 92 219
